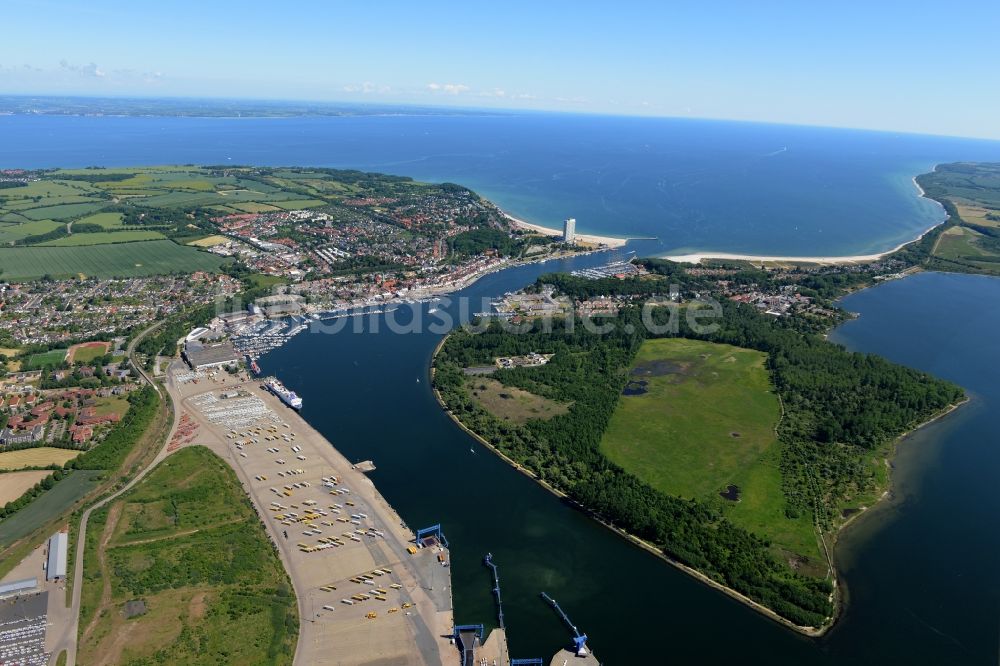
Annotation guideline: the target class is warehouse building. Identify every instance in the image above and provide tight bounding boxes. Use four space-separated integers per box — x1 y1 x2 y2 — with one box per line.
182 340 241 371
46 532 67 582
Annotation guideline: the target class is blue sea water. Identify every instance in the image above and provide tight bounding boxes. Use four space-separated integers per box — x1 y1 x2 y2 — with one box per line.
3 112 1000 256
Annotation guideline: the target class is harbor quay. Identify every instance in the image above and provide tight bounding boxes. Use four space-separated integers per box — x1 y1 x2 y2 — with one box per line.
167 363 455 665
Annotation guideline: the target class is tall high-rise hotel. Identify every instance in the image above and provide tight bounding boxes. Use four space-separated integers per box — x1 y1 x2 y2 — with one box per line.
563 217 576 243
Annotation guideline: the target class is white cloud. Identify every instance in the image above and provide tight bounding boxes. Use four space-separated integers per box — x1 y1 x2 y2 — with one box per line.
59 59 105 78
342 81 390 94
426 82 470 95
554 95 588 104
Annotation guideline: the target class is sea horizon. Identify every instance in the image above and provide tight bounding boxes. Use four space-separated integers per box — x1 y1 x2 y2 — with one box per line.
5 111 1000 259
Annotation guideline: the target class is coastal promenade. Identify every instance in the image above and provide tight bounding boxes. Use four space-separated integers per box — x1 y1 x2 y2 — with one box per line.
167 364 455 665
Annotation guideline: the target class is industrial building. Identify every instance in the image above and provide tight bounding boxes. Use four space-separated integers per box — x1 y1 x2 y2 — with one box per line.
182 340 241 371
0 578 38 599
46 532 67 582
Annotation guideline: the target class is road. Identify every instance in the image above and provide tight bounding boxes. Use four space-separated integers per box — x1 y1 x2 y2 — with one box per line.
53 320 178 666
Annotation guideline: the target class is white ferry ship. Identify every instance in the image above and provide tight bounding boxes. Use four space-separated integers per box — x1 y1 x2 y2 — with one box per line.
264 377 303 410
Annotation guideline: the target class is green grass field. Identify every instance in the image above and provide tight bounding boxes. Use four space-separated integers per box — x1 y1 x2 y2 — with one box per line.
0 239 228 279
0 471 103 547
600 338 819 559
70 342 111 363
39 230 166 246
23 348 68 369
78 446 297 665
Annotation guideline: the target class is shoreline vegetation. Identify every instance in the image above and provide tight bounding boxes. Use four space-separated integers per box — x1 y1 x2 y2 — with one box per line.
429 338 832 637
428 164 980 633
430 312 968 636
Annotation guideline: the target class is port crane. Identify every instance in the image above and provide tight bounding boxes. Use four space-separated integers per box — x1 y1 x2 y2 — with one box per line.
540 592 589 656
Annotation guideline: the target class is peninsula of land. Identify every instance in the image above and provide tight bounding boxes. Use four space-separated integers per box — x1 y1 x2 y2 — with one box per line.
430 163 1000 633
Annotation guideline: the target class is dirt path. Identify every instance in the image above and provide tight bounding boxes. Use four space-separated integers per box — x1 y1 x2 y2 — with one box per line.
116 527 201 548
59 320 180 666
79 502 123 648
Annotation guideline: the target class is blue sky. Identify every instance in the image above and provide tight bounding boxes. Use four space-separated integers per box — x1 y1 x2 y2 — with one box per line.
2 0 999 138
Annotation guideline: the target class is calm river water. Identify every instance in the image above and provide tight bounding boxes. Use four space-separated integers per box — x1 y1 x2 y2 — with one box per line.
263 256 1000 664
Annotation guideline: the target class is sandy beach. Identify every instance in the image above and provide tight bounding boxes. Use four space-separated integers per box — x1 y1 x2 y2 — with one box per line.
664 221 942 265
504 212 630 248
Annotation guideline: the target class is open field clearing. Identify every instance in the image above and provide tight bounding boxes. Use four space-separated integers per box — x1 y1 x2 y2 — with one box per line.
39 230 166 246
599 338 819 559
74 212 124 228
933 225 1000 269
186 234 228 247
78 446 297 666
956 204 1000 228
68 341 111 363
467 376 569 424
0 447 81 470
0 239 228 279
0 470 51 505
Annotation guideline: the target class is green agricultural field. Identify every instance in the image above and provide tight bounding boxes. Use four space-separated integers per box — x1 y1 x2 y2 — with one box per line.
23 348 68 369
0 239 228 280
0 180 98 201
19 202 107 221
0 471 103 547
2 195 100 212
0 219 63 244
78 446 298 665
934 225 1000 265
600 338 819 559
39 230 166 246
75 212 124 229
227 201 283 213
271 198 327 210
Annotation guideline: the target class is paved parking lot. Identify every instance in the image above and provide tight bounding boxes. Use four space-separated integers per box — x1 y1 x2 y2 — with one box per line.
0 592 49 666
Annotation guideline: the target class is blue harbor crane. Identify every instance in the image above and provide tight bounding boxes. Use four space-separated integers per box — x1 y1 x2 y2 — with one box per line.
540 592 590 656
415 523 448 548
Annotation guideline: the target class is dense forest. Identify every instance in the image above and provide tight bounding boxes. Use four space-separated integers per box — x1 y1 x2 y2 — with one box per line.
434 262 964 627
